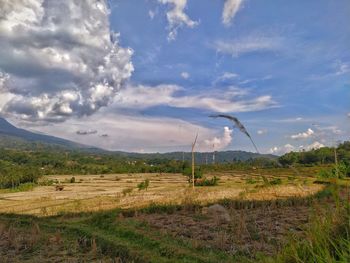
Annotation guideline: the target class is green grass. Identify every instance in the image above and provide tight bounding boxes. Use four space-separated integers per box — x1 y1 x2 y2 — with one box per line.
0 182 36 193
264 186 350 263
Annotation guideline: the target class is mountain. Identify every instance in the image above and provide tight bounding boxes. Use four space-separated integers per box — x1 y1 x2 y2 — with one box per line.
0 117 99 151
0 117 277 162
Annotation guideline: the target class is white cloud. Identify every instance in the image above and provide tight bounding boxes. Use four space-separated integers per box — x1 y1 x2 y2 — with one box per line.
202 126 233 151
115 84 277 113
158 0 199 41
302 141 325 151
222 0 244 26
334 61 350 76
269 141 325 155
181 71 190 79
214 72 239 85
0 0 133 122
257 129 267 135
290 128 314 140
269 144 295 155
26 112 217 152
149 10 156 19
214 35 283 57
309 60 350 80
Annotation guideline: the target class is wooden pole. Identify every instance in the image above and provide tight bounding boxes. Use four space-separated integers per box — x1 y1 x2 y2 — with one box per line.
191 133 198 189
334 147 338 177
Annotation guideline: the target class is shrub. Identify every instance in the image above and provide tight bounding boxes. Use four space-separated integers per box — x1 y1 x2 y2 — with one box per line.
70 176 75 183
269 178 282 185
183 167 203 183
318 162 349 179
38 178 55 186
318 169 333 179
246 177 257 184
137 179 149 191
195 176 219 186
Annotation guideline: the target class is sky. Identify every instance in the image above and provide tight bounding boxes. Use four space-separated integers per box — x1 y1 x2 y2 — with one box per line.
0 0 349 154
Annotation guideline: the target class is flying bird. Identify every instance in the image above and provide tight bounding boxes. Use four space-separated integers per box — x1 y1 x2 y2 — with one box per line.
209 114 259 153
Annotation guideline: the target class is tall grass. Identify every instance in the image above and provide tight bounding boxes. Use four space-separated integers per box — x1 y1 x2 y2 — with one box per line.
264 186 350 263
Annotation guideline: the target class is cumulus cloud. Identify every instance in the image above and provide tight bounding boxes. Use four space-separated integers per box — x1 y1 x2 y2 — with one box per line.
269 144 295 155
0 0 133 122
115 84 277 113
302 141 325 151
158 0 199 41
181 71 190 79
202 126 233 151
214 35 283 57
76 129 97 135
290 128 314 139
222 0 244 26
270 141 325 155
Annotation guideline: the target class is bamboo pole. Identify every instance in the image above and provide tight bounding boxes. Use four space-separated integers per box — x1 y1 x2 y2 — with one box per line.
334 147 338 177
191 133 198 189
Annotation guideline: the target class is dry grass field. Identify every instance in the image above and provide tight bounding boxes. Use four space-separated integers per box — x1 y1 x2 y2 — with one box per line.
0 168 348 262
0 170 323 216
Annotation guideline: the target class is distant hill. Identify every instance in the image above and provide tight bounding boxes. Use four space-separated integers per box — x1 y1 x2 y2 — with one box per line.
0 117 277 162
119 151 277 164
0 117 101 151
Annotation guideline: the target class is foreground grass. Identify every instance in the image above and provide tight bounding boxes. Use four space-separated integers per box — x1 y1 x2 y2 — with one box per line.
265 185 350 263
0 183 348 262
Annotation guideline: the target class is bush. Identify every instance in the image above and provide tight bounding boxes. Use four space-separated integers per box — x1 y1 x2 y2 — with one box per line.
38 178 55 186
137 179 150 191
318 162 350 179
194 176 219 186
183 167 203 183
246 177 257 184
269 178 282 185
318 169 333 179
70 176 76 183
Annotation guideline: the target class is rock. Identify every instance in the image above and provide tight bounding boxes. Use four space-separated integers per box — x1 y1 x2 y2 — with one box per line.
202 204 231 223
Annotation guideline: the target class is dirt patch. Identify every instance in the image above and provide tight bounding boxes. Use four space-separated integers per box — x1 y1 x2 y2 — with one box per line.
136 203 313 256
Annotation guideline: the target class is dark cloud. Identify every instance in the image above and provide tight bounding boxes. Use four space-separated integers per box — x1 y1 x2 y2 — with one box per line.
76 130 98 135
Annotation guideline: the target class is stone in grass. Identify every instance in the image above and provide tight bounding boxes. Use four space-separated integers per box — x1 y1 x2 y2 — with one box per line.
202 204 231 223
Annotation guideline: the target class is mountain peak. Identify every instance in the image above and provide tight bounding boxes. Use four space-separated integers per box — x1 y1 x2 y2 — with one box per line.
0 117 18 133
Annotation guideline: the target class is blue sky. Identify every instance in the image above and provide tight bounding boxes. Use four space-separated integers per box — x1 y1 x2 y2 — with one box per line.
0 0 349 153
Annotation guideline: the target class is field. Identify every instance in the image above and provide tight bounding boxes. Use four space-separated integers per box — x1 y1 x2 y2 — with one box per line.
0 168 349 262
0 168 323 216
